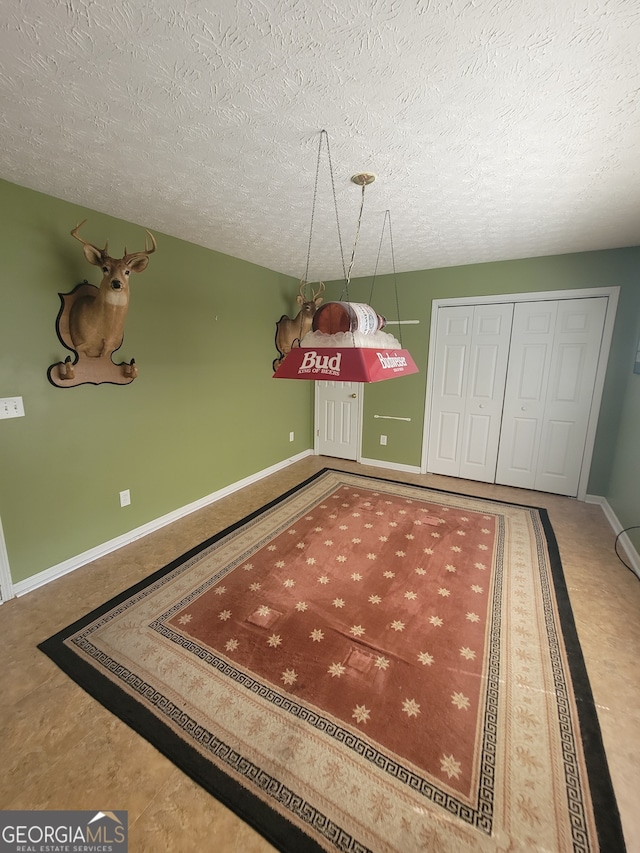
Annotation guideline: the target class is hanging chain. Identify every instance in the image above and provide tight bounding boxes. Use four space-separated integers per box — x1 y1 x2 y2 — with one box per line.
368 209 388 305
339 181 368 303
304 130 347 287
326 132 348 284
367 209 403 347
303 134 323 286
388 211 404 348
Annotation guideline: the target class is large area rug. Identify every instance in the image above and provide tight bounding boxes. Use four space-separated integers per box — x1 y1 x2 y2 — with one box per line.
39 469 626 852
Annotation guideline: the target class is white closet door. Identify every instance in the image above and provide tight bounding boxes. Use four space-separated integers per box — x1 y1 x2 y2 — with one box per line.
428 303 513 481
535 298 607 494
427 306 472 477
494 301 557 489
495 298 607 496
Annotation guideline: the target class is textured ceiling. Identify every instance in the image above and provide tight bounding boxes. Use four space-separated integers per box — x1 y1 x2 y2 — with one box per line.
1 0 639 280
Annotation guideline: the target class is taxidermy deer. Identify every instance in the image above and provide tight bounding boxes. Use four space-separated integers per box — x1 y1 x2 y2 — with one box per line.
273 280 325 371
69 219 156 358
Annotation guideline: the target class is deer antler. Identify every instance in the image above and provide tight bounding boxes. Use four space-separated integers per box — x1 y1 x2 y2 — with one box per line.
298 280 325 302
313 281 325 300
71 220 109 258
124 231 157 263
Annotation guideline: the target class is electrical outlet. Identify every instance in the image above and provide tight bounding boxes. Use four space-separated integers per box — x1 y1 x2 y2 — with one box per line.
380 434 387 446
0 397 25 419
289 431 295 442
119 489 131 507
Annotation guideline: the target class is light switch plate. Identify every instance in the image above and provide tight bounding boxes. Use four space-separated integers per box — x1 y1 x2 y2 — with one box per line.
0 397 24 419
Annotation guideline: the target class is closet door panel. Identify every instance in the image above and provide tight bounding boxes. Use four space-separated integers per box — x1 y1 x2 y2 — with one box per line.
504 417 539 473
495 302 557 489
427 307 473 476
428 304 513 481
458 304 514 482
534 298 607 495
540 419 573 476
434 411 462 464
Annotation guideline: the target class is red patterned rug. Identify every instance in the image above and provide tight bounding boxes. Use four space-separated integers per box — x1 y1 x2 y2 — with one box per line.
39 469 626 852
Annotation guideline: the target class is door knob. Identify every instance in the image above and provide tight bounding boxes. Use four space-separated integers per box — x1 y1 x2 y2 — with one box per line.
521 406 527 411
350 394 357 398
478 404 485 409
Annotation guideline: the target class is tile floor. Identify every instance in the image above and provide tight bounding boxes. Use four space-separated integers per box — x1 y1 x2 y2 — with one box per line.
1 456 638 851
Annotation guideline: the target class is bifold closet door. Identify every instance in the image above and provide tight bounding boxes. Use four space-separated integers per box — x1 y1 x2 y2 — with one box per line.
427 303 513 482
495 297 607 496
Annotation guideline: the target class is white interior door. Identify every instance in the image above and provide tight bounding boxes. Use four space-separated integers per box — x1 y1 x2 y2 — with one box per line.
427 303 513 482
315 381 362 460
495 297 608 496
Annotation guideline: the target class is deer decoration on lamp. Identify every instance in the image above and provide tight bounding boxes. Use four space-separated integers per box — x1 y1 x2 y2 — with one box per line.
48 220 157 388
272 280 325 372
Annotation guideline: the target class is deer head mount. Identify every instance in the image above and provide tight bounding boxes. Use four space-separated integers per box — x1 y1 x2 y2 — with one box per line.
273 280 325 372
69 220 156 358
47 221 157 388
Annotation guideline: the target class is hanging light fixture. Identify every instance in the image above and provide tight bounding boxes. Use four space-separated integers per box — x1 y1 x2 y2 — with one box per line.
273 132 418 383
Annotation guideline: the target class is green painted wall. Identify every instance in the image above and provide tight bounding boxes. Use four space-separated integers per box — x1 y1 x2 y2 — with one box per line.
2 176 638 585
0 179 312 584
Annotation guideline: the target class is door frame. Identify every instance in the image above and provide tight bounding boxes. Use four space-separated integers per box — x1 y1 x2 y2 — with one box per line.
0 515 14 603
314 380 364 461
421 286 620 500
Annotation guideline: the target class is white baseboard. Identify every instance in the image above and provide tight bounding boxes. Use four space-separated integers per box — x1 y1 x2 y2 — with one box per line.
358 457 422 475
11 450 313 599
585 494 640 579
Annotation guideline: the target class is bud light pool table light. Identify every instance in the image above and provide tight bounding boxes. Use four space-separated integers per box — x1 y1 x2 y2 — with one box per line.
273 136 417 383
272 343 418 382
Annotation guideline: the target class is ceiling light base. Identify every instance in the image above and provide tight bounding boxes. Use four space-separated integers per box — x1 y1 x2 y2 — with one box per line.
351 173 376 186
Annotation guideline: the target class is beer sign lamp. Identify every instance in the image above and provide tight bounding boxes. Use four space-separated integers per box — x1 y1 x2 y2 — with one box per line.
272 300 418 382
273 345 418 382
273 135 418 383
